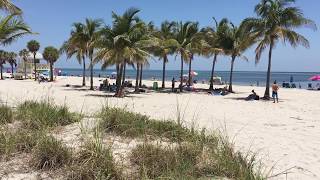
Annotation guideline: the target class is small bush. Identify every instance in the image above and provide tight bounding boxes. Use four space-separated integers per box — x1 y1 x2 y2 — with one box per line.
98 107 193 141
67 140 119 180
31 135 72 170
16 100 80 130
0 105 13 124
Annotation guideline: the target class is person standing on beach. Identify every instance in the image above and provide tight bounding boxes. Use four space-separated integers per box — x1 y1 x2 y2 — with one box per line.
172 77 175 92
272 81 279 103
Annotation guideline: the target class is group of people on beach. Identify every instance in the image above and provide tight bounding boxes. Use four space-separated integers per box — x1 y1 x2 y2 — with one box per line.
246 81 279 103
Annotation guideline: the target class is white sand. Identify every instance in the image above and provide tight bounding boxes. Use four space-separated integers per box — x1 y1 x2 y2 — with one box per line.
1 76 320 180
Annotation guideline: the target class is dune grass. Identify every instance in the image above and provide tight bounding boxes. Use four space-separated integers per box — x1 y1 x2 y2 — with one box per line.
0 105 13 125
0 129 42 159
97 106 198 142
66 139 120 180
16 100 81 130
31 135 72 170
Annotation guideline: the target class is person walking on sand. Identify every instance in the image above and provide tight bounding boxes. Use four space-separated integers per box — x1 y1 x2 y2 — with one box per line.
272 81 279 103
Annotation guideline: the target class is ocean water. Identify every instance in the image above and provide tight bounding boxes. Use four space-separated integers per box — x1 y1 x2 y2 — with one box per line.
59 68 319 87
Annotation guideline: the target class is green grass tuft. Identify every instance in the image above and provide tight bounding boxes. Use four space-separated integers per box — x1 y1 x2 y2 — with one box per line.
0 129 41 159
66 139 120 180
0 105 13 125
98 107 194 141
16 100 80 130
31 135 72 170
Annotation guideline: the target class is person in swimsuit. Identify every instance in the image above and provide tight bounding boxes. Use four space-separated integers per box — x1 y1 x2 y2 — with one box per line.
272 81 279 103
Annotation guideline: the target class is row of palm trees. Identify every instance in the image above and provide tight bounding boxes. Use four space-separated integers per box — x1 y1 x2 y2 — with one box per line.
0 50 17 79
60 0 316 99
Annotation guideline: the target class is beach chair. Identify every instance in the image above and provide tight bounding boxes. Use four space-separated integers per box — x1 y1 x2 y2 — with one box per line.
308 83 313 90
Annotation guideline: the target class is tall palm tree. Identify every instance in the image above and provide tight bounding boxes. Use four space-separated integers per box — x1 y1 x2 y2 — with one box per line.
96 8 151 97
43 46 59 82
151 21 178 88
27 40 40 81
82 19 102 90
19 48 29 79
7 51 16 77
0 50 6 79
244 0 317 99
202 18 229 90
60 23 87 86
0 0 21 14
185 23 204 86
173 21 198 92
222 21 256 92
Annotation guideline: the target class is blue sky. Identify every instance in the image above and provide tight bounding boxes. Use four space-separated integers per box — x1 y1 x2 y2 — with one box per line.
3 0 320 72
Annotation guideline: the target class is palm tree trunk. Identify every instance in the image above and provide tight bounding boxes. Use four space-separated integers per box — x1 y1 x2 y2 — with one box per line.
24 60 27 79
228 56 236 93
82 58 86 86
135 63 140 92
161 56 167 89
264 42 274 99
0 65 3 80
50 62 54 82
11 64 14 78
209 54 218 90
33 53 37 81
115 64 123 97
139 64 143 87
188 55 192 86
89 56 94 90
122 61 126 86
180 54 184 92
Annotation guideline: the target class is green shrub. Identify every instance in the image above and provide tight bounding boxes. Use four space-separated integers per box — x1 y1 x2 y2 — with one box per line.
0 105 13 124
98 107 193 141
16 100 80 130
31 135 72 170
67 140 119 180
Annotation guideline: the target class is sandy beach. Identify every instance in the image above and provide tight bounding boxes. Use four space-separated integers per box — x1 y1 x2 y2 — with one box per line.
1 76 320 179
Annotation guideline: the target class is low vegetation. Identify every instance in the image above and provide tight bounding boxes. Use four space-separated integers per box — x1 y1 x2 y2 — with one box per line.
16 100 81 130
0 101 266 179
31 135 72 170
97 106 197 142
0 105 13 124
66 139 120 180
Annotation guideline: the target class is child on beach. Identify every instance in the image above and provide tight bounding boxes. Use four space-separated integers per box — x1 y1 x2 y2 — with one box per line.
272 81 279 103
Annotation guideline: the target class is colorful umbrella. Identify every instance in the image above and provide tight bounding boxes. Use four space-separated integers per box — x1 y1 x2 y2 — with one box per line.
309 75 320 81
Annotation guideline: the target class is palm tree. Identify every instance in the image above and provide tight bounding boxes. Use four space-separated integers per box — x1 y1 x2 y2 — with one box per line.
244 0 317 99
222 21 256 92
151 21 178 88
82 19 102 90
0 0 21 14
96 8 151 97
27 40 40 81
19 49 29 79
60 23 87 86
7 51 16 77
0 50 6 79
202 18 229 90
173 21 198 92
0 14 33 46
43 46 59 82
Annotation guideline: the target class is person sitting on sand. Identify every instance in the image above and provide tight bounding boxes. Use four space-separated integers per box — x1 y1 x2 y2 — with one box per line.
246 90 259 101
272 81 279 103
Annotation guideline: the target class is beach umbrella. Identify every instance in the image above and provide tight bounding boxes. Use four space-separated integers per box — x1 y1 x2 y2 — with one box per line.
309 75 320 81
190 71 198 76
111 72 117 75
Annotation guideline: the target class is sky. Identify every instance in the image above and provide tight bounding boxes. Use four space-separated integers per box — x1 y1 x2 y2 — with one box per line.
3 0 320 72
